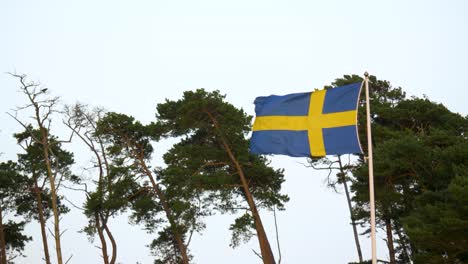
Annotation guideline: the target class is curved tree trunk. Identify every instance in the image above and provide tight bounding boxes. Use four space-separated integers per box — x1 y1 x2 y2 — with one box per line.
33 176 52 264
66 112 117 264
222 137 276 264
207 112 276 264
102 219 117 264
95 212 109 264
337 156 363 263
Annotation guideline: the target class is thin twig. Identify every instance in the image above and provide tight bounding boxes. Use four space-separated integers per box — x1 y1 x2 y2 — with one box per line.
64 197 85 211
61 183 89 194
251 249 263 260
65 254 73 264
273 205 282 264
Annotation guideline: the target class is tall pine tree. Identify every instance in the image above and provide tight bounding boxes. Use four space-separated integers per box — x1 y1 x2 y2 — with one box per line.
156 89 289 264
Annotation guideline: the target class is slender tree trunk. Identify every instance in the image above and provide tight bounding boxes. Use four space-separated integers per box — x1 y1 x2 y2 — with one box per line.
337 156 363 263
385 218 396 264
395 224 411 263
273 206 282 264
206 112 276 264
33 176 52 264
0 206 7 264
102 219 117 264
92 148 109 264
221 137 276 264
32 99 63 264
95 212 109 264
66 117 119 264
98 147 116 264
41 129 63 264
138 157 190 264
68 117 117 264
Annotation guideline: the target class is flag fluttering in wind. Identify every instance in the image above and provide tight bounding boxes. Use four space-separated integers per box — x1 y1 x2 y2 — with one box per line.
250 82 363 157
250 77 378 264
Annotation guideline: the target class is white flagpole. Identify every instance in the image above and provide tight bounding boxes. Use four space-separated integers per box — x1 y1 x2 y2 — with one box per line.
364 72 377 264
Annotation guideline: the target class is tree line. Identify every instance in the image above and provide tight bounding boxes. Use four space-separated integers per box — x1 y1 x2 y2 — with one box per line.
0 73 466 264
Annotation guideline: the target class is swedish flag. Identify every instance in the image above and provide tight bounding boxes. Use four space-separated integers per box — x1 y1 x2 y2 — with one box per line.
250 82 363 157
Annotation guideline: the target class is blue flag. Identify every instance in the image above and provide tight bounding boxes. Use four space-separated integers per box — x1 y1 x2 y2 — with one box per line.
250 82 363 157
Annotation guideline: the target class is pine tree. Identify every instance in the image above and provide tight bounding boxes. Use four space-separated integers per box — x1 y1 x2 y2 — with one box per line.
14 128 73 264
156 89 289 264
96 112 191 264
342 74 468 263
8 73 76 264
65 104 137 264
0 161 31 264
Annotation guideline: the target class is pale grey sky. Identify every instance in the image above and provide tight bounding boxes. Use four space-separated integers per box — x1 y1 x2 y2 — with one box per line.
1 1 467 263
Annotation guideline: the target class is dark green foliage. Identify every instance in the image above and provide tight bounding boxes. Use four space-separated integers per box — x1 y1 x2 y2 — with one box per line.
403 171 468 263
14 191 70 220
95 112 166 226
0 161 32 260
82 164 140 220
128 183 164 232
96 113 159 160
0 161 29 205
14 128 76 182
13 129 74 220
151 227 192 264
96 111 192 262
65 104 153 264
157 89 252 139
3 221 31 258
336 74 468 263
157 89 289 248
229 213 255 248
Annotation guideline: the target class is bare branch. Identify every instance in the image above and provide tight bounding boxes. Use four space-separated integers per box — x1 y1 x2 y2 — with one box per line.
65 254 73 264
221 207 249 211
64 197 85 211
298 160 340 170
185 228 195 249
61 183 89 194
48 227 55 238
60 229 67 237
273 206 282 264
7 254 18 262
251 249 263 260
190 161 231 179
6 112 41 143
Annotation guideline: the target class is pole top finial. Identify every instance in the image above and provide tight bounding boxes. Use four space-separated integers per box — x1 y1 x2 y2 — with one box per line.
364 71 369 77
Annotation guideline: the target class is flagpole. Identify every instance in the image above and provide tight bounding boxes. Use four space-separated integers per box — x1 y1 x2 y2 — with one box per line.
364 72 377 264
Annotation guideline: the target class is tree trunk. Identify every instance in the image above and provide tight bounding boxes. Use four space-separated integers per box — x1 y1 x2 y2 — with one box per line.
102 219 117 264
138 158 190 264
33 98 63 264
41 129 63 264
33 176 52 264
221 137 276 264
69 116 117 264
206 112 276 264
385 218 396 264
338 156 363 263
0 206 7 264
95 212 109 264
395 224 411 263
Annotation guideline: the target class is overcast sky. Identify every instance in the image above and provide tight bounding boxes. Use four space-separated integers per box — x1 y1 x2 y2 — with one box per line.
1 1 467 263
